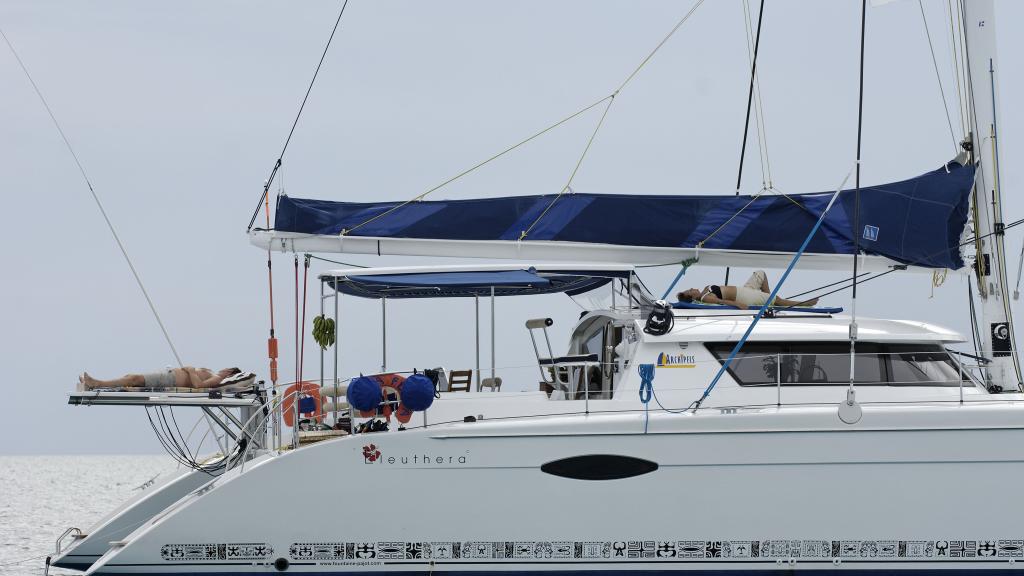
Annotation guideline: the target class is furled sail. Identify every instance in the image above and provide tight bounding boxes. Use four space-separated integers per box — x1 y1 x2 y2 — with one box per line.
251 161 974 271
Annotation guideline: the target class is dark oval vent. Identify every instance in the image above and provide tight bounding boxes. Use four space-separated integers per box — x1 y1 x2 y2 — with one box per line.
540 454 658 480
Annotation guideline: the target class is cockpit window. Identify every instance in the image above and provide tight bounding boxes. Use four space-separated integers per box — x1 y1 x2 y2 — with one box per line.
706 342 969 387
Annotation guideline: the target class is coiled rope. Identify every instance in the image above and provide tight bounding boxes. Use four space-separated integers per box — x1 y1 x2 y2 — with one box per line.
637 363 654 434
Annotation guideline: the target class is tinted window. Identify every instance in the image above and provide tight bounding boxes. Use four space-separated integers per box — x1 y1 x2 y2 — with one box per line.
706 342 962 387
887 344 964 386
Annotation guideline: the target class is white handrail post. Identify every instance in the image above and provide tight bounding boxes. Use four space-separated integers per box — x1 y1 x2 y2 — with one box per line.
585 361 590 415
958 350 964 405
776 352 782 407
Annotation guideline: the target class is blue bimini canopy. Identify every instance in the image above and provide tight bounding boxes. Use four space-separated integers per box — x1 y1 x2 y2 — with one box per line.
273 161 975 270
325 267 630 299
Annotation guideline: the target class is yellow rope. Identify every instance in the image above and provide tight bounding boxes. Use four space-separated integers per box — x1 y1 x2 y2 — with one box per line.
519 96 616 240
930 268 948 299
340 1 707 238
615 0 706 94
341 94 614 236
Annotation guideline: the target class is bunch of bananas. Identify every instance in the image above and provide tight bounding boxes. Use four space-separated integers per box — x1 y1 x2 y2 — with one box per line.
312 314 336 350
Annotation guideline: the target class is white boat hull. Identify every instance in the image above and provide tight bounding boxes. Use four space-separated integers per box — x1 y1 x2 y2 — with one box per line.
85 403 1024 574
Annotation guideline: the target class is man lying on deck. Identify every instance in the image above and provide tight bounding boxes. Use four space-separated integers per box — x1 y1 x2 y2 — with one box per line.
79 367 243 390
677 270 819 309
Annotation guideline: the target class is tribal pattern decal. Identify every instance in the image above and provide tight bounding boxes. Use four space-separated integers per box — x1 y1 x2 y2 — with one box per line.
285 539 1024 562
160 542 273 562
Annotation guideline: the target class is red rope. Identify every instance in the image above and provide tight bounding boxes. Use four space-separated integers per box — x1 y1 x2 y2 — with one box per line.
299 256 310 385
264 189 278 385
294 255 299 388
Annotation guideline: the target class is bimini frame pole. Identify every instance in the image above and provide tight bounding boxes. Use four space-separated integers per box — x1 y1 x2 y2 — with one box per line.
319 277 325 401
491 286 496 387
381 296 387 372
475 295 480 391
333 277 340 426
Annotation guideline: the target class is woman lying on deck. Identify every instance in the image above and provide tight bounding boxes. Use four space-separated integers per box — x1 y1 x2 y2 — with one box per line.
79 367 243 390
677 270 819 309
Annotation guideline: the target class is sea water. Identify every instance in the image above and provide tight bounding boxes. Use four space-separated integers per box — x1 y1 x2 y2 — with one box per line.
0 455 173 576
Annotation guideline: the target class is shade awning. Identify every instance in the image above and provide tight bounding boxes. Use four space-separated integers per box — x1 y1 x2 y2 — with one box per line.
325 267 629 299
264 161 975 270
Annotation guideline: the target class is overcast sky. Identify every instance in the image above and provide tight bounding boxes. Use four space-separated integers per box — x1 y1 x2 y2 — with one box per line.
2 0 1023 454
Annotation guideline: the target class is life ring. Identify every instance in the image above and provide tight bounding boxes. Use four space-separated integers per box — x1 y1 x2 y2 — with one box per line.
282 381 324 427
358 374 407 421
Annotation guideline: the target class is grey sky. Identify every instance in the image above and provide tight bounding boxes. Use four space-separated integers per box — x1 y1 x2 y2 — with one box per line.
2 0 1022 454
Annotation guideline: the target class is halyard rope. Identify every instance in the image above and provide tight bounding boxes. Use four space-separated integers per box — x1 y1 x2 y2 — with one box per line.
1 25 183 368
247 0 351 232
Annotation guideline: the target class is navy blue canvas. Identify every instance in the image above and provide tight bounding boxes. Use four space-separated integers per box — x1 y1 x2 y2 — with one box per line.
325 269 628 299
275 162 974 269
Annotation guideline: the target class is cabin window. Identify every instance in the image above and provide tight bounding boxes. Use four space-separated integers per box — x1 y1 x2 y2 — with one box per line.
706 342 966 387
886 344 965 386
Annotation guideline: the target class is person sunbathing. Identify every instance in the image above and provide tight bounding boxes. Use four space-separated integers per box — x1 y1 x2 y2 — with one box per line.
79 367 243 390
677 270 819 309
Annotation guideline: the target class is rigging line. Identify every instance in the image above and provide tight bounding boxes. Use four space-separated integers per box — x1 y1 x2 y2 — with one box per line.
734 0 766 197
774 268 898 312
776 211 1024 310
848 0 868 398
247 0 351 232
0 26 184 368
949 0 968 136
986 59 1022 386
959 0 990 234
696 193 763 248
343 1 706 239
614 0 706 94
741 0 767 188
691 163 856 411
967 274 983 360
918 0 959 151
725 0 765 286
785 271 872 300
958 1 995 302
307 254 367 268
763 186 814 214
341 94 613 236
519 95 616 240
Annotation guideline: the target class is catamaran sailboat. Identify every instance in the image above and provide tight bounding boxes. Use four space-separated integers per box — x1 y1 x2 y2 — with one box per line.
61 258 1024 576
49 0 1024 574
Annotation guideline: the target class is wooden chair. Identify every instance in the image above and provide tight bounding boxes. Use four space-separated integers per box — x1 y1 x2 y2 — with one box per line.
448 370 473 392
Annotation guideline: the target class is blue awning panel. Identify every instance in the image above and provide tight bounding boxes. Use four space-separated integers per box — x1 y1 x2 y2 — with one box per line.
275 161 975 270
328 269 624 299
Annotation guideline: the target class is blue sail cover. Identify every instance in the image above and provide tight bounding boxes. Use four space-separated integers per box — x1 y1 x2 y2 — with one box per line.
328 269 626 299
275 161 975 269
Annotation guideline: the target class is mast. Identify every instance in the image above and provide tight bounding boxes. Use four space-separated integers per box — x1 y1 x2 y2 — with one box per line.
961 0 1022 391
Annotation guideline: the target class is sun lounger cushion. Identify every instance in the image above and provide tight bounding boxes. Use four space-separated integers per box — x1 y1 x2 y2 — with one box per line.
671 301 843 314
